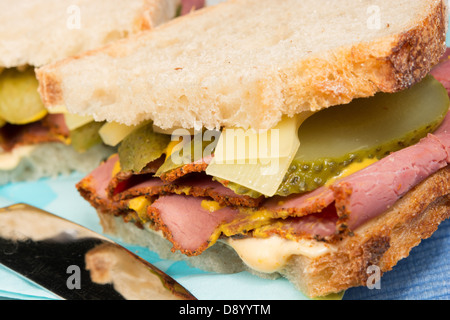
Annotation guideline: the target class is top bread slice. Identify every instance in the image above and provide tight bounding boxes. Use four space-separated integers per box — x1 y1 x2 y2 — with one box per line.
0 0 180 68
37 0 448 130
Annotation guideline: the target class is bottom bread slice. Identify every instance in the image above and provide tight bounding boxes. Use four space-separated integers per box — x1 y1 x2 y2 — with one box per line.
283 166 450 297
95 166 450 298
0 142 115 185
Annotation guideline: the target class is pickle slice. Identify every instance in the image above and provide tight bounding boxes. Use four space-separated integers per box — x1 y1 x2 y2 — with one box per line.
277 75 450 196
155 132 218 177
70 121 105 153
0 68 47 125
118 123 171 173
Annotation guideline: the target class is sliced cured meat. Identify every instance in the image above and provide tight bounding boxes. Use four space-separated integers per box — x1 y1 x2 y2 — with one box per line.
263 186 335 218
102 152 261 207
158 154 213 182
145 188 337 255
332 135 449 231
181 0 205 15
114 172 264 207
252 204 340 240
106 156 165 198
79 152 262 217
77 154 129 214
431 48 450 94
148 194 239 255
41 114 70 137
0 114 69 152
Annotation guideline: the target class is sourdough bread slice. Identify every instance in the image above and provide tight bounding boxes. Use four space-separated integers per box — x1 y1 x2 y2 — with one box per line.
95 165 450 298
0 0 180 68
37 0 447 130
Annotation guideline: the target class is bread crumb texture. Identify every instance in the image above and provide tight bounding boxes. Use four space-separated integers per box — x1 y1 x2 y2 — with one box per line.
0 0 180 67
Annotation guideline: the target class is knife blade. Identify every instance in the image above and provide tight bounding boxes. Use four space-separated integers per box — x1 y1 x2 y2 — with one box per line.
0 203 196 300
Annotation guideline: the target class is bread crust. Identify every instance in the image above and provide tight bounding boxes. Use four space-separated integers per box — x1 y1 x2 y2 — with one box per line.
385 2 447 91
281 0 448 115
37 0 448 130
0 0 180 68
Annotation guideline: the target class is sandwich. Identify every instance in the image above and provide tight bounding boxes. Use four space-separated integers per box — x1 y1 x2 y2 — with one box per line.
0 0 184 184
36 0 450 298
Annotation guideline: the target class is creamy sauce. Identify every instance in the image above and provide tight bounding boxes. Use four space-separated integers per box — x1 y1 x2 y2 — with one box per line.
0 145 36 170
227 236 335 273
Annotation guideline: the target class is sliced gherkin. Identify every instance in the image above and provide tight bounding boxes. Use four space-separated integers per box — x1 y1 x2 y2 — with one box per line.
118 123 171 173
155 132 219 177
277 75 449 196
154 138 188 177
70 121 105 153
0 68 47 125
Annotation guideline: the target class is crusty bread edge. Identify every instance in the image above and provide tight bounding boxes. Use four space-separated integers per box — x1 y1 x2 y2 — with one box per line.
279 0 448 116
36 0 448 129
94 165 450 298
358 0 448 92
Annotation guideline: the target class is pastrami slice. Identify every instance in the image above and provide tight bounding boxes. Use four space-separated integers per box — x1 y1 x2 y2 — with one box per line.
148 194 239 255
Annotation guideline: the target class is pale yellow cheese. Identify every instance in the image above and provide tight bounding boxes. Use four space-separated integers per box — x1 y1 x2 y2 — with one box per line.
64 113 94 131
47 105 68 114
99 122 140 147
206 112 313 197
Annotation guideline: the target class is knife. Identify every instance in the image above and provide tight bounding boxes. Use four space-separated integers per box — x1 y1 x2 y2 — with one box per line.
0 203 196 300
